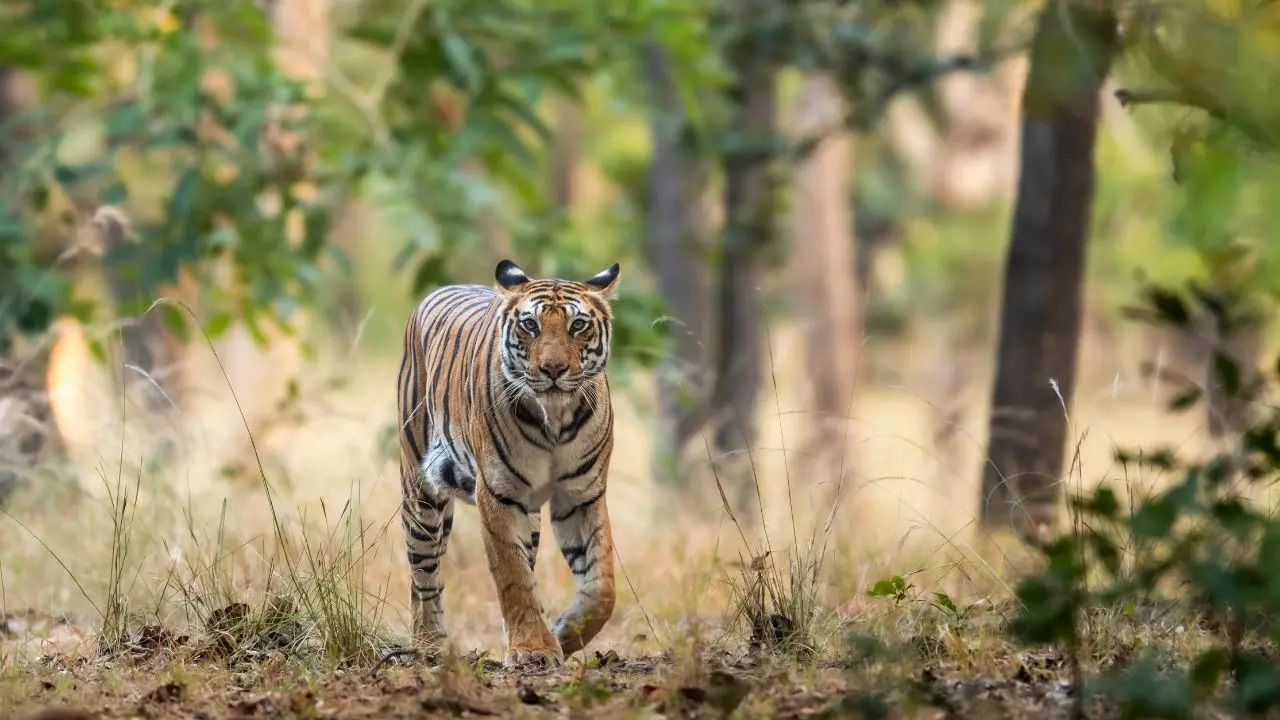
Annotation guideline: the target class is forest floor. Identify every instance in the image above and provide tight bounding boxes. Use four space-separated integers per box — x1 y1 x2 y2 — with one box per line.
0 331 1216 719
1 601 1112 720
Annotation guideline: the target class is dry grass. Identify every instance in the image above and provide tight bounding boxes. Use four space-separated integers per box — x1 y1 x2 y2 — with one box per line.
0 316 1217 718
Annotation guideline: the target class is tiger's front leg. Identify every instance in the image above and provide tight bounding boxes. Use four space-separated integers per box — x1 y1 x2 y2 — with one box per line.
476 473 562 667
550 464 616 656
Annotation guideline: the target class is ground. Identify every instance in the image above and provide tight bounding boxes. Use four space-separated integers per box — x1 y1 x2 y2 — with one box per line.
0 324 1228 720
10 581 1201 720
4 610 1096 720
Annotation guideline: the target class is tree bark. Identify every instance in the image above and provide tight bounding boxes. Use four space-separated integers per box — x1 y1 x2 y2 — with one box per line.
550 97 581 212
979 0 1119 538
789 74 858 455
710 11 778 522
641 41 711 485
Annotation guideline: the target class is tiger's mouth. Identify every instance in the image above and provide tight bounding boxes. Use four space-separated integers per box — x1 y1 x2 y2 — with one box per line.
526 375 584 395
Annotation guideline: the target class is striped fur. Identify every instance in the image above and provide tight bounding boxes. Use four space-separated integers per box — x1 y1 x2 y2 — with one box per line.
397 259 620 666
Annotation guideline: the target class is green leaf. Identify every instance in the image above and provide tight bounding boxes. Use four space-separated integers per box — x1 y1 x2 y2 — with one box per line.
411 254 447 296
1087 531 1121 576
16 298 53 333
100 182 128 205
932 592 957 614
63 298 96 324
1130 500 1178 539
167 168 198 224
1144 286 1191 328
868 580 894 598
158 303 191 343
1130 476 1198 539
1213 351 1241 397
53 164 80 185
106 103 147 139
205 312 233 340
443 33 482 90
88 338 108 365
1072 487 1121 519
327 245 354 275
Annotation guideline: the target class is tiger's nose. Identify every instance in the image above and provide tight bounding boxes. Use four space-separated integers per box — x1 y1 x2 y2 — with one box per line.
539 360 568 380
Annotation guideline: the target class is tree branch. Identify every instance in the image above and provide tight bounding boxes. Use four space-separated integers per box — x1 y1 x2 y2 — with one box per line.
1124 26 1276 147
1114 86 1273 147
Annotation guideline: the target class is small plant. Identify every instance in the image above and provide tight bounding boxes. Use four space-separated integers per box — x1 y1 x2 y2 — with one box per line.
867 574 914 607
712 316 838 661
1009 280 1280 717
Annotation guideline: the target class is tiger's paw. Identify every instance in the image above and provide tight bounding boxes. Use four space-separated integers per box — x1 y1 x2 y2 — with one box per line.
504 642 564 669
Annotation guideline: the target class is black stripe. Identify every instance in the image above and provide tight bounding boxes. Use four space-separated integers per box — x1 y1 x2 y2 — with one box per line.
489 428 535 487
572 553 598 576
483 478 530 514
512 402 553 448
398 334 424 461
411 584 442 600
408 554 442 575
557 444 605 482
413 491 447 513
404 520 440 543
559 527 601 573
437 300 494 466
552 487 606 522
439 459 460 489
559 398 595 442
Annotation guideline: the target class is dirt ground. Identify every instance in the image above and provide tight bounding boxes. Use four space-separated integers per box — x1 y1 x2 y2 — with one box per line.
2 608 1093 720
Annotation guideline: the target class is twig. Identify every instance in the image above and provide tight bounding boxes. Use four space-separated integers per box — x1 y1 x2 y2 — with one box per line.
370 647 419 678
1128 30 1276 147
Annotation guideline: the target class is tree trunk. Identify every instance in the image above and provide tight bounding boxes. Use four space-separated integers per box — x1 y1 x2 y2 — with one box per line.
551 97 581 212
710 12 778 522
789 74 858 460
978 0 1119 538
641 41 712 485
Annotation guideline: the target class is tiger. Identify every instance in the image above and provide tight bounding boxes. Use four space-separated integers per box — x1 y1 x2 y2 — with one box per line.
397 259 620 667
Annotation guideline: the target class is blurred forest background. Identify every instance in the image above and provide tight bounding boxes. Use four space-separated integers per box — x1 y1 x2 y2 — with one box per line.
2 0 1280 651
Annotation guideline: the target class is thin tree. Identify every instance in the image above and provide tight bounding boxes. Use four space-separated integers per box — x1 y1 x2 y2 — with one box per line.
789 73 857 469
979 0 1120 538
709 4 779 522
641 41 711 486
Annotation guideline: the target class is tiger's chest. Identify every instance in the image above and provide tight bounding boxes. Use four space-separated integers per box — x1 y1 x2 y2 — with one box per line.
427 391 604 509
505 394 602 505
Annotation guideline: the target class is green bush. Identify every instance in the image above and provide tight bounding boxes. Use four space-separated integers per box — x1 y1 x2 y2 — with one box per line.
1010 281 1280 718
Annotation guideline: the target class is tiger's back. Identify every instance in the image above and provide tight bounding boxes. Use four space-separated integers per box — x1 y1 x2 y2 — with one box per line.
398 283 500 505
397 260 621 667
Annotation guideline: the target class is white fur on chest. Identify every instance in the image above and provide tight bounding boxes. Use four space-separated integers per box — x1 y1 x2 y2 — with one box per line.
520 392 592 507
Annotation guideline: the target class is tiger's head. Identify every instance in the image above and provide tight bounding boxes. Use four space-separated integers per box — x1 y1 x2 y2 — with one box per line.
494 259 620 396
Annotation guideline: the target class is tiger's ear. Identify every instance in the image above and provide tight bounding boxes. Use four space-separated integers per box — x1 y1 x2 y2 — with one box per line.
495 259 531 293
583 262 620 298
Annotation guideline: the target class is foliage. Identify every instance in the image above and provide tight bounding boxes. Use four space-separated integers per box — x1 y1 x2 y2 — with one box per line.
1009 280 1280 717
0 0 334 355
1115 0 1280 307
0 0 681 366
